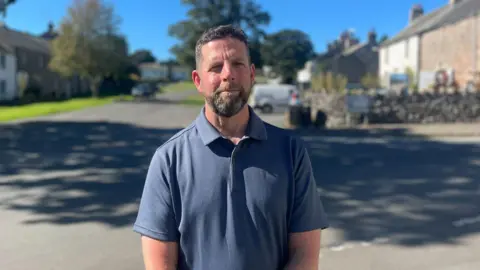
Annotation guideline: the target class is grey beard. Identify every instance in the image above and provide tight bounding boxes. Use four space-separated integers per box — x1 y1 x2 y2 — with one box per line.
207 91 248 118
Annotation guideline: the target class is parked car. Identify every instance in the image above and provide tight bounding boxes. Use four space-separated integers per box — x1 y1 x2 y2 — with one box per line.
131 83 156 99
248 83 299 114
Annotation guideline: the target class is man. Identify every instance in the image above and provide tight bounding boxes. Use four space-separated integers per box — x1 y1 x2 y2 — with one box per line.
133 24 329 270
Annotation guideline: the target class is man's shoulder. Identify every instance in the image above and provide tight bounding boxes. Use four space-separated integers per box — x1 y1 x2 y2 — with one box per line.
153 121 198 156
263 121 306 147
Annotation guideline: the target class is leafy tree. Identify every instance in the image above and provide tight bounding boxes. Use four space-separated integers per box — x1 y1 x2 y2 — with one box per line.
311 72 325 92
248 39 264 69
361 73 379 89
325 72 334 91
261 29 315 84
405 66 417 91
335 73 348 93
0 0 17 17
49 0 129 97
130 49 156 66
379 34 389 44
312 71 348 93
168 0 271 69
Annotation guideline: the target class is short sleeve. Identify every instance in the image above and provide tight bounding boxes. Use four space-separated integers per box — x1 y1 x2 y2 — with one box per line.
133 149 179 241
289 138 329 233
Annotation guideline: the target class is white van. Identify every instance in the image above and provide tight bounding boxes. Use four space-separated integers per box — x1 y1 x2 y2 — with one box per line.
249 84 299 113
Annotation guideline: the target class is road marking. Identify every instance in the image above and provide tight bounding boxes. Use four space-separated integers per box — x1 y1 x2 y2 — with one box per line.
452 214 480 227
327 237 390 252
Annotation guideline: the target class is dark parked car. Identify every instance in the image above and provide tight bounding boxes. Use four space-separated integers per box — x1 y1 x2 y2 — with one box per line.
131 83 156 99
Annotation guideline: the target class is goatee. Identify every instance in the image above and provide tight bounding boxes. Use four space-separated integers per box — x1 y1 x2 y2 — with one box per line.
206 85 250 118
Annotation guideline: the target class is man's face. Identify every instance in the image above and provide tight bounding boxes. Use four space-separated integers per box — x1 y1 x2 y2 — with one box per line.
192 37 255 118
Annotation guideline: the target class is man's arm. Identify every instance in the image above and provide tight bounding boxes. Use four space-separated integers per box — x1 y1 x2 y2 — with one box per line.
141 236 178 270
133 149 180 270
284 230 321 270
285 137 329 270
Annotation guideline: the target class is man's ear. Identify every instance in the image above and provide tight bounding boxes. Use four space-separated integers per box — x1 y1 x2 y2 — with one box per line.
192 70 201 93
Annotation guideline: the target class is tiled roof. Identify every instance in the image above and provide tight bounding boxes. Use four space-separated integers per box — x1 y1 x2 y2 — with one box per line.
438 0 480 27
0 24 51 54
0 40 13 53
342 43 365 56
381 5 450 47
382 0 480 47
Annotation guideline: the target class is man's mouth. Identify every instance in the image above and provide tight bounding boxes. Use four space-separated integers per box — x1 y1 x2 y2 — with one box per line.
218 89 240 93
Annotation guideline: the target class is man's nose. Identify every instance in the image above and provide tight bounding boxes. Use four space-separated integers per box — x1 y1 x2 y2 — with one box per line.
221 64 234 82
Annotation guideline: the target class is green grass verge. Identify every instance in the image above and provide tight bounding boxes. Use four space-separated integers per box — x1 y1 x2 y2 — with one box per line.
161 81 196 93
0 95 132 122
179 94 205 106
255 76 268 83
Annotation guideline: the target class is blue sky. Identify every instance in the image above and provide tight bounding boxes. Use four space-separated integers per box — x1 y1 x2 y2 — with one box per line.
4 0 446 61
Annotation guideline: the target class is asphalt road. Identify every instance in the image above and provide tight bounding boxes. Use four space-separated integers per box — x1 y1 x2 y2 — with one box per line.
1 100 480 270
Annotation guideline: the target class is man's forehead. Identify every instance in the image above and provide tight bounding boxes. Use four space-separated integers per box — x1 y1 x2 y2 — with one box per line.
201 38 246 60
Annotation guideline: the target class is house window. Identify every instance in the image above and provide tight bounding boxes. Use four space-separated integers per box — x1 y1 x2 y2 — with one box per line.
0 80 6 99
0 53 5 69
384 47 389 64
405 39 409 58
22 52 27 65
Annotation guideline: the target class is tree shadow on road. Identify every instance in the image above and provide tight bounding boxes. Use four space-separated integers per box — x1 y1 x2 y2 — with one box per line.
297 128 480 247
0 121 182 228
1 121 480 249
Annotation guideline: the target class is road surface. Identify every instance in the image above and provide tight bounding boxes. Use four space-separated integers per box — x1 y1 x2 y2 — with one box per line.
1 100 479 270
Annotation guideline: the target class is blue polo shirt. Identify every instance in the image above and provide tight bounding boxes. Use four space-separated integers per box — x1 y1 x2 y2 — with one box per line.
133 106 329 270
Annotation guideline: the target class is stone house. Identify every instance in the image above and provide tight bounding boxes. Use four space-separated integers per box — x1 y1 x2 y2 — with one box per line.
0 40 16 101
380 0 480 91
297 30 379 89
0 22 89 101
420 0 480 90
139 61 190 82
379 4 444 89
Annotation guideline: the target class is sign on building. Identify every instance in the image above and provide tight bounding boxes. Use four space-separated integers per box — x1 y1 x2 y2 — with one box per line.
346 94 371 113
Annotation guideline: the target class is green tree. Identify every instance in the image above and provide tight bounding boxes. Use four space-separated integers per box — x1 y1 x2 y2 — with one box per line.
313 71 348 93
49 0 129 97
325 71 334 91
130 49 156 66
335 74 348 93
379 34 389 44
261 29 315 84
361 73 379 89
405 66 417 91
311 72 325 91
168 0 271 69
0 0 17 17
248 39 264 69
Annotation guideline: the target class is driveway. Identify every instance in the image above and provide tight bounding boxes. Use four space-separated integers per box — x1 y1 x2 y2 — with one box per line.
1 101 479 270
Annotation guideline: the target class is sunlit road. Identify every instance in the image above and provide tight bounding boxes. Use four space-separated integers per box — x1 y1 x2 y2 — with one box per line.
1 100 480 270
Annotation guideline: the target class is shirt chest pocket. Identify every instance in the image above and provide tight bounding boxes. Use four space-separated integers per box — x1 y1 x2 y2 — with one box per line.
241 167 289 215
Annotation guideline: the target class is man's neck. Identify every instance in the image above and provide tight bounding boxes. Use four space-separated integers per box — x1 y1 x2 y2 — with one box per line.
204 105 250 144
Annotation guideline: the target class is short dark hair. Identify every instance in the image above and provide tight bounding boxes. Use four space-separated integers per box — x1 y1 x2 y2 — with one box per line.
195 24 250 68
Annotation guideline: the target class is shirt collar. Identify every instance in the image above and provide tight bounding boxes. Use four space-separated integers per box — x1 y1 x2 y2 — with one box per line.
195 105 268 145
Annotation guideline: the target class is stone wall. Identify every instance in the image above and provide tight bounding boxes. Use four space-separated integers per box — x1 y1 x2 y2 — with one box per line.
306 91 480 127
305 92 348 128
368 92 480 124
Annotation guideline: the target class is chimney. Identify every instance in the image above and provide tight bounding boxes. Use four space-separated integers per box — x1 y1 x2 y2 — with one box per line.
409 4 424 23
47 21 54 33
368 30 377 45
449 0 462 5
